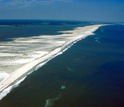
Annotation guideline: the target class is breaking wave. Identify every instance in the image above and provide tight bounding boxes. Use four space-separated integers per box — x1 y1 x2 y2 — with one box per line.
0 77 26 100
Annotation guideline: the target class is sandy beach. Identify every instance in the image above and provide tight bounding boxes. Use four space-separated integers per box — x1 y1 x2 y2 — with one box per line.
0 24 103 99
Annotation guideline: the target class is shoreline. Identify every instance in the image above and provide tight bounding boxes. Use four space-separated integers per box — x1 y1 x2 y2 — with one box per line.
0 24 103 100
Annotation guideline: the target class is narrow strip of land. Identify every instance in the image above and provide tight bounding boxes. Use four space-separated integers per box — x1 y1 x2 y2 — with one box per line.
0 24 103 99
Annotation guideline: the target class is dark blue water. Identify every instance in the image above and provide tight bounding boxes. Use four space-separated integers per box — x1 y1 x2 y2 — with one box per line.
0 21 124 107
0 20 87 41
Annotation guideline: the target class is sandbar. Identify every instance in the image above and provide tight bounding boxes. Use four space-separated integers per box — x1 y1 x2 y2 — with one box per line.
0 24 103 98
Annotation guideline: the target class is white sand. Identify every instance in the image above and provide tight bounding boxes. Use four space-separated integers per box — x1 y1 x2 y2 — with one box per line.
0 24 103 98
0 72 9 82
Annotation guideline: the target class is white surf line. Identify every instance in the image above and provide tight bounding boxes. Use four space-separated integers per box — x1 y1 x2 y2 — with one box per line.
0 76 26 100
0 24 103 100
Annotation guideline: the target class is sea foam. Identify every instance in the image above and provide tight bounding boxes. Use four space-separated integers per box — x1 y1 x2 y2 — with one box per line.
0 77 26 100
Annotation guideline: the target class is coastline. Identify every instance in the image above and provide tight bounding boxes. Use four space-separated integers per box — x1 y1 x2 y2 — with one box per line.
0 24 103 100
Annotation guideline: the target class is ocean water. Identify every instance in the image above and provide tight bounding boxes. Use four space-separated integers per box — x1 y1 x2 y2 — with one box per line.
0 20 124 107
0 20 84 41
